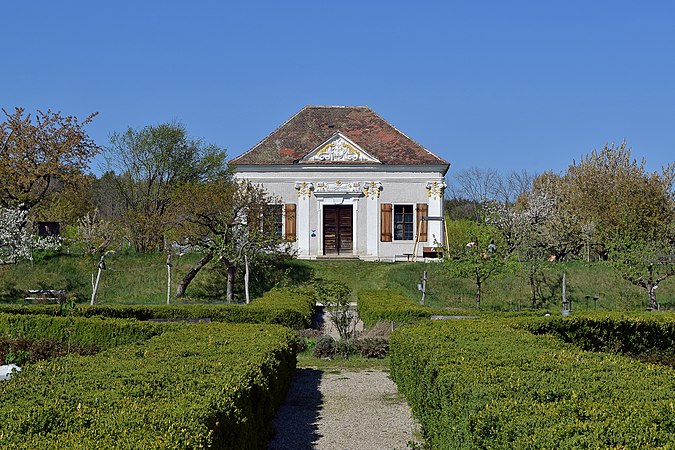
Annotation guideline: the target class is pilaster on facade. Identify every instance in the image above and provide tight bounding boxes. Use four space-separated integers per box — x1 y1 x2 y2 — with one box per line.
425 180 447 248
294 181 314 258
365 181 382 258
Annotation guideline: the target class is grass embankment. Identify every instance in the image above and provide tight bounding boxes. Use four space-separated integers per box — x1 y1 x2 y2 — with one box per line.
2 253 673 310
0 252 233 304
304 259 675 311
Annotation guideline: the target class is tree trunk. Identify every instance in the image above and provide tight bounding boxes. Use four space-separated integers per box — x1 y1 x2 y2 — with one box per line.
91 255 106 306
176 252 213 298
166 253 172 305
475 280 481 308
648 283 658 310
244 255 250 304
227 264 236 303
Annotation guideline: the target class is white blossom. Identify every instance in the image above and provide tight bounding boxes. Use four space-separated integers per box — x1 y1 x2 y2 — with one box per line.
0 207 61 264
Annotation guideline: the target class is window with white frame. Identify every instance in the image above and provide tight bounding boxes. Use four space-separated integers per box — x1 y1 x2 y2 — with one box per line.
394 204 414 240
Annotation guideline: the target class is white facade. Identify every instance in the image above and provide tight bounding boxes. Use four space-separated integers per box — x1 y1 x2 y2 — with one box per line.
234 164 447 261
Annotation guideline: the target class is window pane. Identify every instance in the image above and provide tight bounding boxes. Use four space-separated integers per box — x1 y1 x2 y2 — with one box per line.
393 205 414 240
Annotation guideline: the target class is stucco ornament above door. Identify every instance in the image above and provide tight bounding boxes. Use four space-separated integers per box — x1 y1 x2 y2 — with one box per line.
301 133 382 164
315 180 362 194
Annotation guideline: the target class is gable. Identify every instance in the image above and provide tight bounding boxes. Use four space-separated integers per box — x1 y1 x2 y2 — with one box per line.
300 133 381 164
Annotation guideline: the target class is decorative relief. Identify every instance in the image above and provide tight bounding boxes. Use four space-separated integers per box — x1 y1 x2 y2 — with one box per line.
315 180 361 194
302 133 381 163
294 181 314 199
426 181 446 200
363 181 383 199
313 137 360 161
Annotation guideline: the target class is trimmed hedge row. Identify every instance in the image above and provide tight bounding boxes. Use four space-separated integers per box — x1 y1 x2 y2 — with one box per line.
357 289 446 327
519 312 675 355
0 313 178 350
390 317 675 449
0 288 316 329
0 322 297 449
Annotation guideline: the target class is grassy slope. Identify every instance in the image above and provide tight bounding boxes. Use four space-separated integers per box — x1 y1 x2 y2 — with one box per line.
302 259 675 312
0 252 223 304
1 253 673 310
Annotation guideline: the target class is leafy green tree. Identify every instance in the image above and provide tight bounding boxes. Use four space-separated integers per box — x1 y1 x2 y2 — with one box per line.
609 237 674 310
485 190 555 307
171 179 292 302
313 280 356 340
105 122 227 252
534 142 675 259
443 221 506 307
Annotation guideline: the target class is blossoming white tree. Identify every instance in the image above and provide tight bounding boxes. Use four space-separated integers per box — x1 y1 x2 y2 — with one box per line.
0 207 61 264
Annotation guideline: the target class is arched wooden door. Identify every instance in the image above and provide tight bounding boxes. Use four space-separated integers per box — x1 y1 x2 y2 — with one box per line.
323 205 353 255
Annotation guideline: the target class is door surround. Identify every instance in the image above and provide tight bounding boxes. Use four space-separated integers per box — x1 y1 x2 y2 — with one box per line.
315 194 360 258
323 205 353 255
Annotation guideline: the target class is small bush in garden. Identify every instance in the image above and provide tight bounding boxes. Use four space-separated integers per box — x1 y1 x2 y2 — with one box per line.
355 337 389 359
312 335 336 358
296 328 322 339
334 339 356 358
361 321 394 338
314 281 357 339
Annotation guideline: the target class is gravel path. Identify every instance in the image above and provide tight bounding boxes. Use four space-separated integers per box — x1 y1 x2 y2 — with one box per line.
268 369 420 450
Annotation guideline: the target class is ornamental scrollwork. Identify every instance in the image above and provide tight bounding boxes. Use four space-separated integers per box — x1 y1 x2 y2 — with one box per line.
294 181 314 199
426 181 446 200
363 181 383 199
311 137 361 162
315 180 361 193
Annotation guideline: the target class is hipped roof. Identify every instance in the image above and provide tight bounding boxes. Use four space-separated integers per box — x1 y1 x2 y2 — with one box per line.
231 106 449 167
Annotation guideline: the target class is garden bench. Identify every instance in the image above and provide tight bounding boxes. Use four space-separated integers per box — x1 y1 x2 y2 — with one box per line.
394 253 414 262
24 289 66 303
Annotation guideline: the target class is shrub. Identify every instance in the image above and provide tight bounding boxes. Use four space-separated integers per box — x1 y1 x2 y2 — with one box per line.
390 316 675 449
314 280 357 339
0 313 177 350
312 335 336 358
0 322 297 449
354 337 389 359
358 290 446 327
334 339 356 358
0 287 316 329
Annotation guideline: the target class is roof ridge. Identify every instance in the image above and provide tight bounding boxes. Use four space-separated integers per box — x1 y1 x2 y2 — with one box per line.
304 105 370 109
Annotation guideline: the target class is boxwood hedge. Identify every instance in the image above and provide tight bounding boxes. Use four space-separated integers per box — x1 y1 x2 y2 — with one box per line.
0 322 296 449
0 288 315 330
357 289 447 327
390 316 675 449
0 313 178 350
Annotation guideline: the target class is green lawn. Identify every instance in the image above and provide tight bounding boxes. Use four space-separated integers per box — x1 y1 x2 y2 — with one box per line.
1 251 673 311
300 259 675 312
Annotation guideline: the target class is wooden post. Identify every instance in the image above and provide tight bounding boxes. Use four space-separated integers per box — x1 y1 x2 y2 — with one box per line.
420 271 427 305
90 254 106 306
244 255 250 305
166 254 172 305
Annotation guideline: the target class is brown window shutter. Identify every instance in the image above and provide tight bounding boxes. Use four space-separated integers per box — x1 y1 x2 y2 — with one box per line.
416 203 428 242
381 203 392 242
284 204 296 241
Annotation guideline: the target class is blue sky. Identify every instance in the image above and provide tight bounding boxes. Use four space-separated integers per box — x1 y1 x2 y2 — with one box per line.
3 1 674 177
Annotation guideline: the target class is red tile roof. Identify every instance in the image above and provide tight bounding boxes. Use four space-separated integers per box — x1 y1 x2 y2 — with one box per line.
231 106 449 167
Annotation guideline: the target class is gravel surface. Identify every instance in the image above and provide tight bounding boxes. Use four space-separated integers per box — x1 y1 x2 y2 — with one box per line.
268 369 420 450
